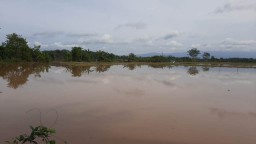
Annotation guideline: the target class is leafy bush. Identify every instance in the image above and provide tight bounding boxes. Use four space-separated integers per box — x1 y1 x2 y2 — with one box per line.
6 126 58 144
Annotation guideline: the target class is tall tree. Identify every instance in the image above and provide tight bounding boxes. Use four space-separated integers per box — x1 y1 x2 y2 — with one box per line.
187 48 200 60
2 33 32 61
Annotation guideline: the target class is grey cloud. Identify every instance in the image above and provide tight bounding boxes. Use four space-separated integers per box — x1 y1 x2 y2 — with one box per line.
31 31 64 37
163 33 180 40
214 2 256 14
114 22 147 30
192 38 256 52
32 31 98 38
133 37 152 43
66 33 98 37
221 38 256 46
157 31 182 41
217 38 256 51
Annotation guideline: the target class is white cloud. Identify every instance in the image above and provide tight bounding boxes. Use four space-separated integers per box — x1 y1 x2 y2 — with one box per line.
167 40 183 47
34 41 49 48
53 42 80 49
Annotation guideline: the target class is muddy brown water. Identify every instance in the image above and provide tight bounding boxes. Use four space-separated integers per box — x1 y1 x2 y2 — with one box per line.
0 63 256 144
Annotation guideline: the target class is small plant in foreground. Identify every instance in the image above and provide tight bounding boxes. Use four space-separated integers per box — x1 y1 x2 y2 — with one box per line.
6 125 56 144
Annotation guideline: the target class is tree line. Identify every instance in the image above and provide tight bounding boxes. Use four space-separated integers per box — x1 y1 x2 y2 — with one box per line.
1 33 256 63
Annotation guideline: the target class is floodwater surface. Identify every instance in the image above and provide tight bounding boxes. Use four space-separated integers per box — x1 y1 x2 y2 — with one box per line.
0 63 256 144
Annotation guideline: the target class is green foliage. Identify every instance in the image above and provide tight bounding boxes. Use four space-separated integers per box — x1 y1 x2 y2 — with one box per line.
187 48 201 60
0 45 4 60
71 47 83 62
0 33 49 62
2 33 32 61
128 53 136 62
6 126 56 144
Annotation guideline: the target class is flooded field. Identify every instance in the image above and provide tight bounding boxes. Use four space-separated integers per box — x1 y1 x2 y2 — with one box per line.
0 63 256 144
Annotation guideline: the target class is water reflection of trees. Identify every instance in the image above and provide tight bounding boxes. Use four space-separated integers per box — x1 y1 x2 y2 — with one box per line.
64 65 111 77
0 63 50 89
148 64 173 69
123 64 142 71
95 65 111 73
202 66 210 72
187 67 199 76
65 65 93 77
63 63 176 76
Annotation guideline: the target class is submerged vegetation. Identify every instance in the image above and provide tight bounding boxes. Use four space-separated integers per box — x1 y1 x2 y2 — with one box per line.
0 33 256 63
6 126 58 144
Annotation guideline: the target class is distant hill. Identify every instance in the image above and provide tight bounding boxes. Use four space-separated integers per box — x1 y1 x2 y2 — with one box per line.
138 51 256 58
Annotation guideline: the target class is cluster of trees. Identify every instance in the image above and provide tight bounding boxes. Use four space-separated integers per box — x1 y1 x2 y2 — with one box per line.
0 33 50 62
1 33 256 63
44 48 121 62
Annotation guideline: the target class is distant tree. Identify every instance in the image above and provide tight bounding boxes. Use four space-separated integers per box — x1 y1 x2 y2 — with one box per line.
187 48 200 60
71 47 83 62
128 53 136 62
210 56 217 61
202 52 210 61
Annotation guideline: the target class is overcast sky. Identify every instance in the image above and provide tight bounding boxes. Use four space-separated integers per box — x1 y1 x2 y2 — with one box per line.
0 0 256 55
